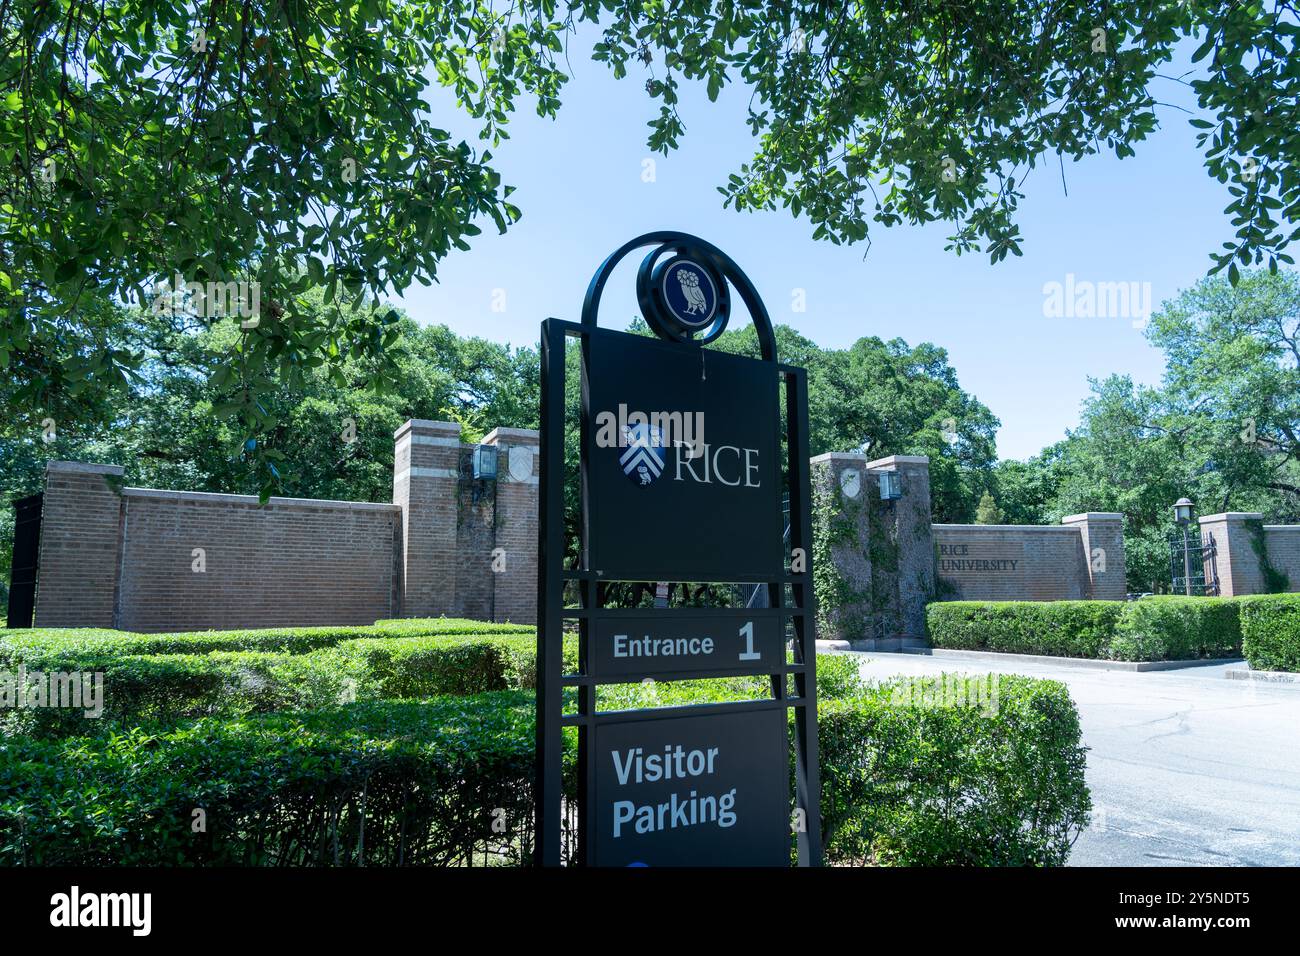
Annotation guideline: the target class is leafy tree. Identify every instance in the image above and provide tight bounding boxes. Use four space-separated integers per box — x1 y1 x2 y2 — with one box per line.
3 0 563 481
993 270 1300 590
1043 376 1191 591
975 491 1004 525
710 323 999 521
592 0 1299 275
7 0 1300 476
990 452 1065 526
1146 268 1300 512
0 292 537 615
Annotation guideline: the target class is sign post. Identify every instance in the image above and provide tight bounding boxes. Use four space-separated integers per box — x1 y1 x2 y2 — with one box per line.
535 232 820 866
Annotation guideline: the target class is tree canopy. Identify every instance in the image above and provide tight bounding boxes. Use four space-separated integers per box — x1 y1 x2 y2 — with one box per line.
0 295 997 611
990 268 1300 591
5 0 1300 470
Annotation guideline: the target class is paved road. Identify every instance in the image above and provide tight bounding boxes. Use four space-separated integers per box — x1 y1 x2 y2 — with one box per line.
848 652 1300 867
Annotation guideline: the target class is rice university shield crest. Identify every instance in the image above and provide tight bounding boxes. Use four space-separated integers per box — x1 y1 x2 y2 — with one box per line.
619 423 665 486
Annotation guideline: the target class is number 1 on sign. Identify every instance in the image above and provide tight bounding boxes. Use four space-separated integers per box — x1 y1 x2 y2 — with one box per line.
739 621 761 661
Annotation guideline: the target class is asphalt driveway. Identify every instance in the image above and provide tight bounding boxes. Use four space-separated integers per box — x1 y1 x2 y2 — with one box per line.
849 652 1300 866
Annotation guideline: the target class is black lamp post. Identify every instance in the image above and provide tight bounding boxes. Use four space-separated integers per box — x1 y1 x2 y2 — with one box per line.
1174 497 1195 596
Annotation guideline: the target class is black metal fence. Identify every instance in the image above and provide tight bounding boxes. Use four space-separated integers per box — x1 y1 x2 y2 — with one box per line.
7 493 42 628
1168 527 1212 596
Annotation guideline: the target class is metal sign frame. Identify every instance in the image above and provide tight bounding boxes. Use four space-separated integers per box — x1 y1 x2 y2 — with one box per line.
535 231 820 867
7 493 43 629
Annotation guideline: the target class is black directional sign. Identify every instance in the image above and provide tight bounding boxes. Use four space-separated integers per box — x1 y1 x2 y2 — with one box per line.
590 612 784 680
536 232 820 868
591 707 790 867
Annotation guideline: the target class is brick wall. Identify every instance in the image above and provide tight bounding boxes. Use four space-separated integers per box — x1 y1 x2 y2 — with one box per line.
934 524 1091 602
483 427 540 624
883 456 936 640
31 418 541 632
393 419 460 618
1263 526 1300 590
34 462 126 627
115 490 401 632
1061 512 1128 600
392 420 541 624
34 432 1163 635
811 456 1127 646
810 451 875 644
33 461 402 632
1200 513 1300 595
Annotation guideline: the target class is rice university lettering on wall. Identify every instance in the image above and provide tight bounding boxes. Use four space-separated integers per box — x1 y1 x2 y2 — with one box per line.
535 232 820 867
938 543 1021 574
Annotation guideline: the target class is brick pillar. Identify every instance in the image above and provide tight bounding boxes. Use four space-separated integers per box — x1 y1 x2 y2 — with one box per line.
810 453 934 649
393 420 461 617
1061 512 1127 600
1198 513 1265 596
868 455 934 643
1262 526 1300 590
484 427 540 624
810 452 873 645
35 461 125 627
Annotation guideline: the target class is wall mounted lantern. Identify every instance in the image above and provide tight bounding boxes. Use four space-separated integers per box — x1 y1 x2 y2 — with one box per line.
878 470 902 501
472 444 498 481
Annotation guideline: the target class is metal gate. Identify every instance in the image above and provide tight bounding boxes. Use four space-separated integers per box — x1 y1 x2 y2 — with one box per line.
7 493 43 628
1169 526 1209 596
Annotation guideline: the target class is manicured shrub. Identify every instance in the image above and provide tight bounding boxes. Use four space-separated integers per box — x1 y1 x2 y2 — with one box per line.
593 652 865 711
0 618 534 668
1239 593 1300 672
372 617 534 634
1111 596 1242 661
0 673 1090 867
927 598 1243 661
6 634 579 738
0 694 540 866
335 636 533 698
809 653 867 699
925 601 1124 658
3 649 356 738
819 674 1090 865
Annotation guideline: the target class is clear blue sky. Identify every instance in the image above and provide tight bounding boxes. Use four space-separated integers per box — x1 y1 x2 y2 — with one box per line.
394 32 1228 461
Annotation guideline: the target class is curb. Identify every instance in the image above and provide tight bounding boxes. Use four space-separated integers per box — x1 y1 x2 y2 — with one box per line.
877 647 1243 672
1225 667 1300 685
815 640 852 653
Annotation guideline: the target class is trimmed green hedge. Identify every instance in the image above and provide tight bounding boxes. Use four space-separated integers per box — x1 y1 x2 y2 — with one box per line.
12 635 845 738
592 653 866 711
1239 593 1300 672
0 672 1090 867
1112 596 1241 661
819 674 1089 865
3 634 560 738
926 598 1243 662
925 601 1124 658
0 694 539 866
0 618 534 668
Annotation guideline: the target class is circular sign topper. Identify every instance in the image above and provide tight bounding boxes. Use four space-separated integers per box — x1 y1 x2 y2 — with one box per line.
587 232 776 358
636 248 731 345
660 258 718 329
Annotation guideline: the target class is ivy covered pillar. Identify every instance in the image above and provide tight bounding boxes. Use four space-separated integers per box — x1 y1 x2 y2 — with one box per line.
811 451 873 647
1197 512 1285 596
810 452 934 650
869 455 935 646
